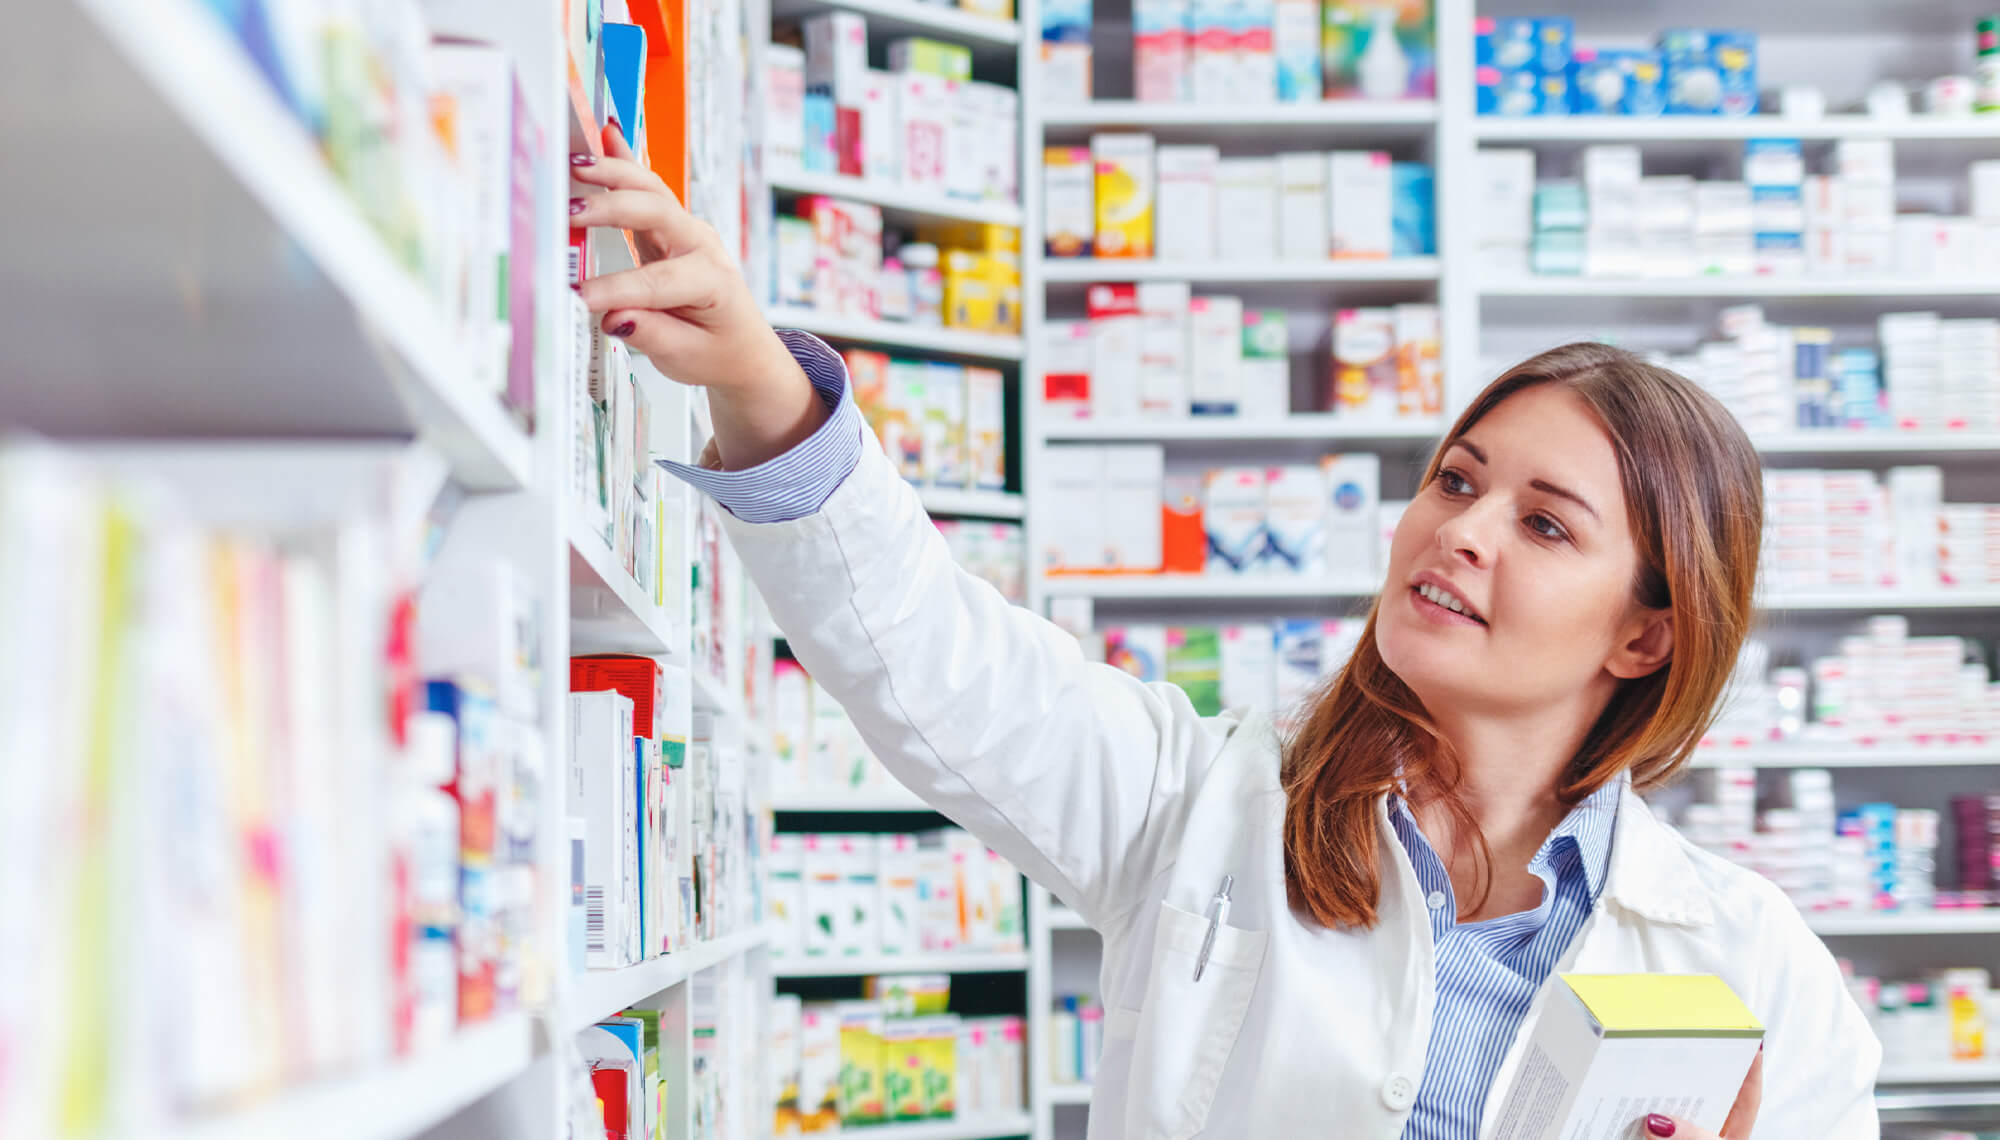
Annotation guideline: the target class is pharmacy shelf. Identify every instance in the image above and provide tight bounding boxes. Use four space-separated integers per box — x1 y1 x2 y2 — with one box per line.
1879 1063 2000 1085
1807 912 2000 937
1044 907 1091 932
773 950 1032 977
920 487 1027 519
1751 432 2000 459
1040 416 1444 445
770 0 1022 55
1481 276 2000 300
771 785 936 812
769 308 1026 361
1039 258 1441 285
1047 1084 1094 1106
769 171 1023 228
167 1013 534 1140
1690 745 2000 769
1475 115 2000 143
1760 587 2000 612
821 1112 1038 1139
692 667 746 719
1039 574 1381 601
568 517 679 656
1036 100 1437 135
565 925 773 1034
23 0 534 491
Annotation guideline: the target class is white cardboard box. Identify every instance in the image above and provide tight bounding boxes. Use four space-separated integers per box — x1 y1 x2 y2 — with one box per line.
1102 445 1166 572
1277 151 1329 260
1188 295 1244 416
1487 974 1763 1140
1328 150 1392 259
1157 145 1221 261
1217 158 1279 260
1137 281 1193 417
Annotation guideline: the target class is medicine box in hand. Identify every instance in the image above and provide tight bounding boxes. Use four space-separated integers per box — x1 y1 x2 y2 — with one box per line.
1488 973 1763 1140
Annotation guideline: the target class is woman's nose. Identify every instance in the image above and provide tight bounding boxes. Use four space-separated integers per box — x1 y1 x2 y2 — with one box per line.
1436 501 1499 567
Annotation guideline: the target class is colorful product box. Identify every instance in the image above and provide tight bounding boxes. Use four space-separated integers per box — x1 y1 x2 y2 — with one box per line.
1330 307 1396 415
966 366 1006 491
1263 465 1328 576
1093 134 1157 258
1205 467 1269 575
1274 0 1322 101
1042 320 1093 417
1393 303 1442 417
1235 0 1277 102
1391 162 1435 256
1167 626 1224 715
1240 308 1291 419
1661 29 1757 116
889 37 973 81
1475 66 1541 116
1162 472 1207 573
1135 0 1192 103
1322 452 1381 577
1190 0 1237 103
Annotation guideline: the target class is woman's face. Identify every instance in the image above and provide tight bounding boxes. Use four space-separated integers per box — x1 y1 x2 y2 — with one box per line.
1375 384 1666 718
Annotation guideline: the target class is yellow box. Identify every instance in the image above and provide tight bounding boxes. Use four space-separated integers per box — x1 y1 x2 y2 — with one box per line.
1092 133 1155 258
882 1020 930 1121
837 1002 886 1126
917 221 1021 255
918 1016 960 1119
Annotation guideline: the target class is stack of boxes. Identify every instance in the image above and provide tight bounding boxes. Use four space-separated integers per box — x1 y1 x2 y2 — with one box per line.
1748 140 1806 277
1046 138 1435 263
1530 175 1584 276
1476 20 1754 117
1824 139 1897 275
1088 618 1370 716
772 19 1018 206
841 349 1008 495
1113 0 1433 106
1476 147 1535 276
765 830 1026 960
1951 794 2000 895
771 206 1022 335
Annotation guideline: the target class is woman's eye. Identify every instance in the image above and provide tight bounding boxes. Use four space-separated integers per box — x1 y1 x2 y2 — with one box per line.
1527 514 1568 541
1438 469 1471 495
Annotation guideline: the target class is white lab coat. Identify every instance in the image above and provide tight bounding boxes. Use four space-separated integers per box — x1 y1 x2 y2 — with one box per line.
721 437 1882 1140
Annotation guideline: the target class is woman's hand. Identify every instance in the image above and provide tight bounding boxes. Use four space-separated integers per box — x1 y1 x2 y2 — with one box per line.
1643 1049 1763 1140
569 123 825 470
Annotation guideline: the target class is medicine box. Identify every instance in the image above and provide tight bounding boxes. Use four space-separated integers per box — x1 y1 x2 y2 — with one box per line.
1190 0 1235 104
1041 320 1093 418
1331 307 1396 416
1392 162 1434 257
1088 283 1143 418
766 44 806 177
1093 133 1157 258
1189 295 1244 416
1277 151 1328 260
1241 309 1291 419
967 366 1006 491
1205 467 1269 575
1234 0 1276 102
803 12 869 106
1036 445 1105 572
1477 148 1536 246
1044 146 1095 257
1157 145 1221 261
1134 0 1191 103
1136 281 1192 417
1486 974 1763 1140
1220 623 1276 711
1274 0 1320 101
1103 445 1166 572
1328 151 1392 259
888 37 973 81
1264 465 1328 576
1321 453 1380 577
1218 158 1278 259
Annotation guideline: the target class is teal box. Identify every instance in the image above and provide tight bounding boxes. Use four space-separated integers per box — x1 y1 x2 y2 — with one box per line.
1392 163 1434 257
1534 181 1587 230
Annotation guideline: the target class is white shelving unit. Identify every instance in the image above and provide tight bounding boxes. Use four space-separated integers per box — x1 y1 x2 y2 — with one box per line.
166 1014 536 1140
770 785 936 812
767 307 1027 361
769 172 1026 228
920 487 1029 520
1476 115 2000 143
1041 416 1445 444
1807 912 2000 937
566 926 775 1035
1481 276 2000 299
1689 745 2000 769
1037 99 1438 132
770 0 1021 54
1039 258 1442 284
812 1112 1038 1139
1879 1063 2000 1085
773 951 1032 978
1045 1085 1093 1107
1043 908 1090 932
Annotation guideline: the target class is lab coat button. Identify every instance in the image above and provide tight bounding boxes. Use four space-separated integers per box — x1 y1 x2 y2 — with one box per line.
1382 1073 1417 1111
1425 890 1447 911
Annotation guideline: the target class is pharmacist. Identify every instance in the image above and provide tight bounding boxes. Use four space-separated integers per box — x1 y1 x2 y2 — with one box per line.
571 130 1879 1140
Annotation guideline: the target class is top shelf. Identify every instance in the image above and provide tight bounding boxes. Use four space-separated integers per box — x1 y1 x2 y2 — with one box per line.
769 171 1023 229
770 0 1020 55
1475 115 2000 144
17 0 533 491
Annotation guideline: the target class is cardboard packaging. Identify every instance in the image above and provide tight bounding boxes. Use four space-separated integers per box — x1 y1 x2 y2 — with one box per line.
1205 467 1269 575
1277 151 1329 260
1220 623 1277 710
1241 309 1291 418
1486 974 1763 1140
1042 0 1094 102
1042 320 1094 418
1162 472 1207 573
1135 0 1192 102
1235 0 1278 102
1087 283 1143 419
1189 295 1245 416
1093 133 1157 258
1322 452 1380 577
766 44 807 178
1328 150 1392 259
803 12 869 106
1044 146 1095 257
1264 465 1328 576
1157 145 1221 261
1137 281 1193 417
1217 158 1279 259
1331 307 1396 415
1104 446 1166 572
966 366 1006 491
1274 0 1322 101
1037 446 1106 572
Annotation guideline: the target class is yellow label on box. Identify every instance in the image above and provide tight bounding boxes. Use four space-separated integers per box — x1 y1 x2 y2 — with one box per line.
1561 974 1764 1037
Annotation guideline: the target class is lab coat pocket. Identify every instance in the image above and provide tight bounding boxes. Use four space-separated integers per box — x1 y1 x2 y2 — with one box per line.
1125 900 1268 1140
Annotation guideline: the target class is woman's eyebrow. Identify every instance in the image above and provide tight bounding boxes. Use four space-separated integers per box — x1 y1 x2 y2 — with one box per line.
1530 479 1600 523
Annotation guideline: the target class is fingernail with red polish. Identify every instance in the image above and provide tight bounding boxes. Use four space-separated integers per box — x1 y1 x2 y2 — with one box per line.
609 320 636 338
1645 1115 1675 1137
571 153 596 166
569 197 588 216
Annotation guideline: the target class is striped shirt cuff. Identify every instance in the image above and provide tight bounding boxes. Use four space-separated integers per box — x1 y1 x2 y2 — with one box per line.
656 329 864 524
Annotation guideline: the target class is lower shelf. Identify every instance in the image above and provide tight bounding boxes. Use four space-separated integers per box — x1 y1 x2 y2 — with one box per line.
566 925 772 1033
824 1112 1036 1139
1047 1083 1094 1106
166 1013 533 1140
774 950 1031 977
1807 911 2000 936
1880 1063 2000 1085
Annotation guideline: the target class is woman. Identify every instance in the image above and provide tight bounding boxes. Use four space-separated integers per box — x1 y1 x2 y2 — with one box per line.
570 127 1879 1140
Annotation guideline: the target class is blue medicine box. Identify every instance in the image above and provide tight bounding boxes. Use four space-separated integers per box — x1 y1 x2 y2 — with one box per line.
1475 17 1538 70
1533 18 1573 76
1476 66 1541 115
1661 28 1758 116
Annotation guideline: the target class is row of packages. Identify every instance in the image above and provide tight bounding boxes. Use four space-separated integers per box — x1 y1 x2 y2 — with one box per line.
1085 619 1369 717
772 204 1021 335
841 349 1007 492
766 830 1027 958
770 991 1027 1132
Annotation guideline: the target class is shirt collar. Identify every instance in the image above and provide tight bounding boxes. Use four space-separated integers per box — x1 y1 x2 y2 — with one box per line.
1388 770 1625 903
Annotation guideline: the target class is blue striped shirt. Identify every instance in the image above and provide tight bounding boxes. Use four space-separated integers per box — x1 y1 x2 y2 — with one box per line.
658 329 866 523
662 332 1624 1133
1390 778 1621 1140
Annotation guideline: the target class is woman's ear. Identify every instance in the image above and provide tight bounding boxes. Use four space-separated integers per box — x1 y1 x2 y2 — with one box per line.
1607 608 1674 680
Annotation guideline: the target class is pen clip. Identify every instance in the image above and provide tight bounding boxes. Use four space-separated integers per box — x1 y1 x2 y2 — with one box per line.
1192 874 1234 983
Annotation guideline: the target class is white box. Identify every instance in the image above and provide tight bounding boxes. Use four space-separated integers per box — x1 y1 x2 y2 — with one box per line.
1234 0 1277 102
898 72 951 191
1204 467 1269 575
1582 144 1642 189
1264 465 1327 575
1137 281 1193 417
857 69 900 182
766 834 807 957
1638 176 1697 232
1694 182 1752 234
1157 145 1221 261
1328 150 1392 259
1041 42 1093 105
1220 623 1276 710
1477 148 1537 247
803 12 869 106
1189 0 1235 103
1041 320 1094 418
1801 175 1844 226
967 366 1006 491
1103 445 1166 572
1088 284 1143 419
571 690 638 968
1240 308 1290 419
765 44 806 178
1972 160 2000 221
945 80 983 201
1836 138 1895 184
1039 446 1107 571
1277 152 1328 260
1321 453 1380 577
972 82 1021 202
1843 180 1896 228
801 834 843 955
1486 974 1763 1140
1188 295 1244 416
1217 158 1278 260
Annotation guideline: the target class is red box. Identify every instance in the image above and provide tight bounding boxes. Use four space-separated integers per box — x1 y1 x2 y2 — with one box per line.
571 654 666 739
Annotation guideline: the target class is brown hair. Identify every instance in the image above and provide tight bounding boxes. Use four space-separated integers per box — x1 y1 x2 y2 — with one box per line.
1281 342 1764 929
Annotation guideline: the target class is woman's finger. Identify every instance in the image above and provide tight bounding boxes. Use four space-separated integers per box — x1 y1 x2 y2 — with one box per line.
578 257 722 318
569 188 683 240
1643 1114 1714 1140
1720 1049 1764 1140
568 147 664 193
598 308 700 373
